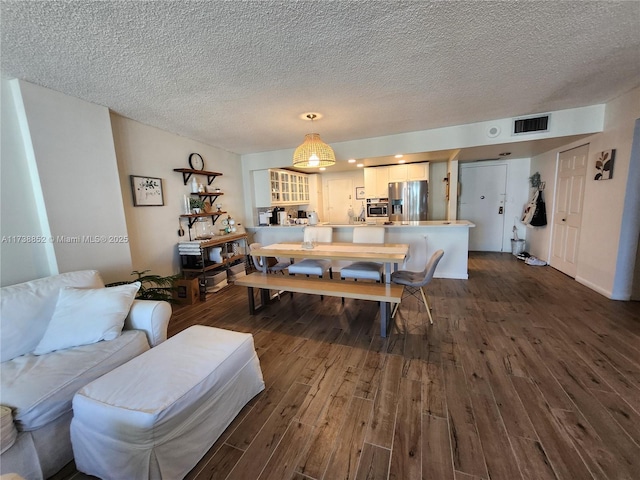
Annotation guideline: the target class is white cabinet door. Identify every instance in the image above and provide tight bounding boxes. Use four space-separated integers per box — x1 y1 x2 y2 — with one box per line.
301 175 310 203
290 174 299 203
407 162 429 181
279 171 291 203
388 164 408 183
269 170 281 203
375 166 389 197
364 168 377 198
364 166 391 198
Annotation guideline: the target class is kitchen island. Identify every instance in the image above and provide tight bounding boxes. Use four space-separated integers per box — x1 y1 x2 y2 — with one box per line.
247 220 475 279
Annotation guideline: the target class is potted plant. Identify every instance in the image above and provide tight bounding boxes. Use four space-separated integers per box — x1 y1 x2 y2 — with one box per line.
189 197 206 214
106 270 182 303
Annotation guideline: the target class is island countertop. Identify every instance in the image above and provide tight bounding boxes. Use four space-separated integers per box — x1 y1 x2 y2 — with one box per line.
247 220 474 279
249 220 475 228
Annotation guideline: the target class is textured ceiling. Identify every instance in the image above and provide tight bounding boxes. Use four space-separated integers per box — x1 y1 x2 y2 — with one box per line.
1 1 639 158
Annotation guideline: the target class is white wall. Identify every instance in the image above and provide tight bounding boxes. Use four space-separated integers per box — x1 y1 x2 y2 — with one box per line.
1 79 243 285
628 119 640 301
582 87 640 300
0 78 54 285
2 79 133 284
529 86 640 300
110 114 244 277
429 161 448 220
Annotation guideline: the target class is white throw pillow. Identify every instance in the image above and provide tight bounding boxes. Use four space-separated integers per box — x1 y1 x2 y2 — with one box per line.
33 282 141 355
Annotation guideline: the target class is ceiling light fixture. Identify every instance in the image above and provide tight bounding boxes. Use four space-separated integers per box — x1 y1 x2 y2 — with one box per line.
357 163 364 168
398 159 406 164
395 154 403 158
293 113 336 168
348 158 356 163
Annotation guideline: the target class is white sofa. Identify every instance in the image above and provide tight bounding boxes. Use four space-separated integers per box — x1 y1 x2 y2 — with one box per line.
0 270 172 480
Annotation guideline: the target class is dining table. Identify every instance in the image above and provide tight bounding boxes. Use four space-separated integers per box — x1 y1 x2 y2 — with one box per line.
250 241 410 284
244 241 410 336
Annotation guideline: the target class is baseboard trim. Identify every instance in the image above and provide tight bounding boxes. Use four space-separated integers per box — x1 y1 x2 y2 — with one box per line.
575 275 629 300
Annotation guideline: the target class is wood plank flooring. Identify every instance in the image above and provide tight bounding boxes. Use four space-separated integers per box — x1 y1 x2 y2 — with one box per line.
56 252 640 480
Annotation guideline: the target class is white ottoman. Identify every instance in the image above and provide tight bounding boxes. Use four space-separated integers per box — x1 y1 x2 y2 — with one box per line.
70 325 265 480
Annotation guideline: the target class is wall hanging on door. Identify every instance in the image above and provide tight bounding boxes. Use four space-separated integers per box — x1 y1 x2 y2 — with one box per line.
594 149 615 180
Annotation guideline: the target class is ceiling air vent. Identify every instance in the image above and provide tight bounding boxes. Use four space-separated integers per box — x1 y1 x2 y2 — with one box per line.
513 115 550 135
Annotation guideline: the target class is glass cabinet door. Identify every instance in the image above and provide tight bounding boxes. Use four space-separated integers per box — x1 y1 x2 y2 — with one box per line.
270 170 280 202
302 176 309 202
280 172 290 203
290 175 299 202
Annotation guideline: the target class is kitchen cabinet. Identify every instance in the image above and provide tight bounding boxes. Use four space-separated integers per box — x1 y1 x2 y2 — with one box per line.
253 169 310 206
389 162 429 182
365 162 429 198
388 165 408 183
364 166 389 198
407 162 429 181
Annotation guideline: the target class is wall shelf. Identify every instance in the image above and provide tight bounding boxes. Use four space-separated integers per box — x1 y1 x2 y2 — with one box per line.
174 168 223 186
180 211 228 229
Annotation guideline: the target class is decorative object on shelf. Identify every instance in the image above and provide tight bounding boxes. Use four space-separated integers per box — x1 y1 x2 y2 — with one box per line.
355 186 365 200
594 149 615 180
198 183 205 193
188 152 204 170
216 203 223 212
183 194 191 214
195 217 213 240
293 113 335 168
190 176 199 193
189 197 206 214
221 215 238 234
130 175 164 206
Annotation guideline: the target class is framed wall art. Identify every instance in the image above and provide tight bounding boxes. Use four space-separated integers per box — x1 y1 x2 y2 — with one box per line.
355 186 366 200
594 149 615 180
130 175 164 206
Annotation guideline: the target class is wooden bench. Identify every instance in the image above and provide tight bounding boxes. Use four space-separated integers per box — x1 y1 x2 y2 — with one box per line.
235 272 404 337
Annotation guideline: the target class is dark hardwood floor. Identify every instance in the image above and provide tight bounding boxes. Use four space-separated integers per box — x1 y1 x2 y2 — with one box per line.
58 252 640 480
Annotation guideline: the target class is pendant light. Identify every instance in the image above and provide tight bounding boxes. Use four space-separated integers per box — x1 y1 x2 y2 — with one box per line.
292 113 335 168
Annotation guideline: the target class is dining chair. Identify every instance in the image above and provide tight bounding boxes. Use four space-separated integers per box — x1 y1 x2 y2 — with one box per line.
340 226 385 282
287 226 333 278
249 242 291 274
391 249 444 324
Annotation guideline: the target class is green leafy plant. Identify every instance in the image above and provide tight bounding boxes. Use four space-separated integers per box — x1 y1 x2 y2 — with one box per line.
189 197 206 210
106 270 181 303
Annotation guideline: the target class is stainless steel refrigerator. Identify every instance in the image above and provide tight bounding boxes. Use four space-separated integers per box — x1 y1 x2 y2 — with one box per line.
388 180 429 222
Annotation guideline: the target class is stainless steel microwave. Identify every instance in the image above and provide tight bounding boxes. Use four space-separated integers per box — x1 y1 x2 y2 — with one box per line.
366 198 389 217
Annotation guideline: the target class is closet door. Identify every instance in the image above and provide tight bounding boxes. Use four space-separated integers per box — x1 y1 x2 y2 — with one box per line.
550 144 588 277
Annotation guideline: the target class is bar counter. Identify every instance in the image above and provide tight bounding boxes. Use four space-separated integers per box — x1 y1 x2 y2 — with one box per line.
246 220 475 279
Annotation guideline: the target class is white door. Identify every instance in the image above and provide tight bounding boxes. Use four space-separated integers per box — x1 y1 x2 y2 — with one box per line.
327 178 353 223
459 164 508 251
550 145 588 277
